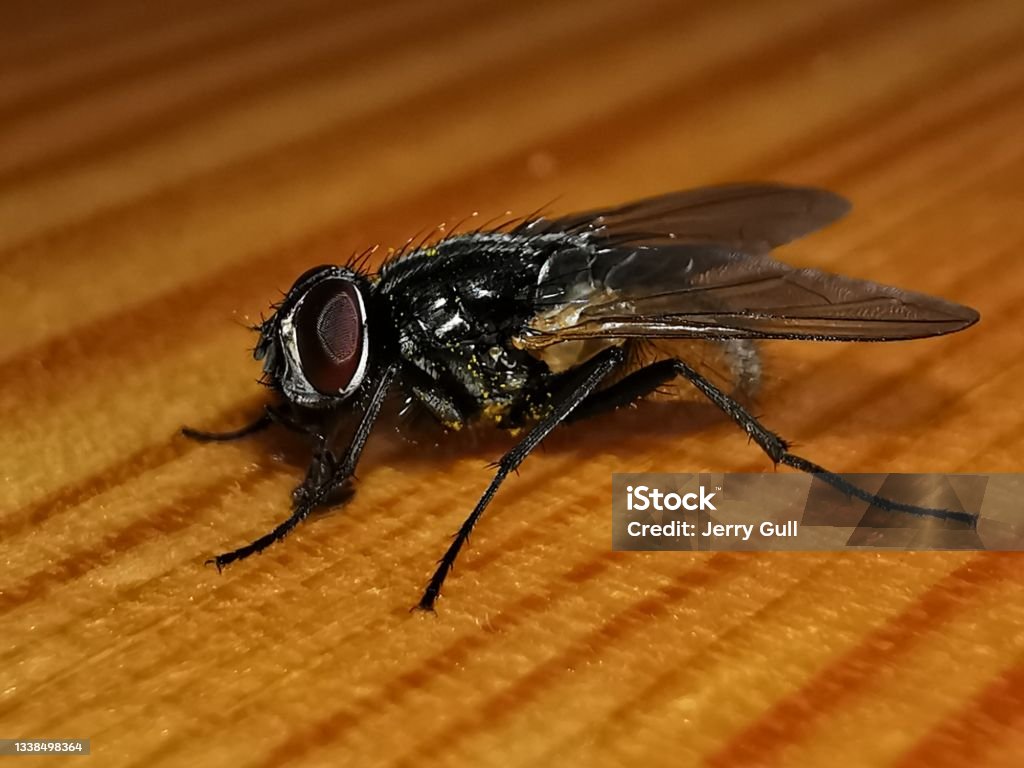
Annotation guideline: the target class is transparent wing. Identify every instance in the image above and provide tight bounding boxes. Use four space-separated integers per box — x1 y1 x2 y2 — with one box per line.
518 244 979 346
522 182 851 254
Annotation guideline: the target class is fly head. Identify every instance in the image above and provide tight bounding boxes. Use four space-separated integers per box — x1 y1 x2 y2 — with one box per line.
255 265 371 408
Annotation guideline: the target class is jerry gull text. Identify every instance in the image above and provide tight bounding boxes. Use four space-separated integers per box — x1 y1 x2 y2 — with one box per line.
626 521 799 541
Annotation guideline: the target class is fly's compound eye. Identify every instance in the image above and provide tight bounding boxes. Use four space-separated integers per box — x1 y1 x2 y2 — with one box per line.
293 279 367 397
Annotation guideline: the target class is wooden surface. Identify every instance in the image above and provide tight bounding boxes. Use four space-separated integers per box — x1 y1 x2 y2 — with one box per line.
2 1 1024 765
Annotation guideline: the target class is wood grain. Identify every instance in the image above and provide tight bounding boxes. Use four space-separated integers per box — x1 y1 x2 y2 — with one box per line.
2 1 1023 765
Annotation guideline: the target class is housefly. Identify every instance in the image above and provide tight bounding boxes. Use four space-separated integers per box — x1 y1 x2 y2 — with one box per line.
183 183 980 611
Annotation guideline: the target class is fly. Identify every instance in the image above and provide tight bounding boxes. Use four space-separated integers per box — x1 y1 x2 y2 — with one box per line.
182 183 980 611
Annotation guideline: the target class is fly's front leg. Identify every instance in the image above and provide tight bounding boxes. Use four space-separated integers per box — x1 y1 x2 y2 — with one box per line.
182 402 322 443
207 364 399 571
292 448 335 507
286 403 364 506
416 347 625 612
185 400 347 505
181 409 274 443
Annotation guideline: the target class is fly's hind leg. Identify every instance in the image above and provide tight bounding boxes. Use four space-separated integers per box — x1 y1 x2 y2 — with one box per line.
582 357 976 527
567 341 761 424
567 358 680 422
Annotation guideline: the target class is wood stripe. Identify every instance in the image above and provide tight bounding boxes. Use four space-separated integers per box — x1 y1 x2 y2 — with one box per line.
249 555 749 768
704 555 1023 767
0 0 480 183
0 0 354 117
894 657 1024 768
0 458 288 615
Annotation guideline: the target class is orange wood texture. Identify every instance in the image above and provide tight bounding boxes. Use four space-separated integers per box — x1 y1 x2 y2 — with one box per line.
2 1 1024 766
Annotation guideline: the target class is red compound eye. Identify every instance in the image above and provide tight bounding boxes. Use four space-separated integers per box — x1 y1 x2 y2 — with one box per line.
294 279 364 395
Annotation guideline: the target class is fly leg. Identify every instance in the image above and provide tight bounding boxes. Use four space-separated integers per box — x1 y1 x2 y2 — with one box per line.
185 404 339 502
182 403 315 443
185 401 351 505
566 357 680 422
662 358 976 526
568 345 764 423
417 347 626 612
570 357 974 526
181 410 274 442
207 364 399 571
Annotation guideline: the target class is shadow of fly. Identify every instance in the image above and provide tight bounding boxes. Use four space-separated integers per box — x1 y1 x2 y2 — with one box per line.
183 183 980 611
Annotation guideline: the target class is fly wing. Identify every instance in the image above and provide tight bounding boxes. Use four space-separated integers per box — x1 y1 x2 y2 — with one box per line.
522 183 851 253
518 244 979 347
